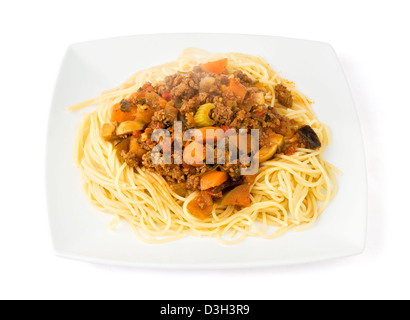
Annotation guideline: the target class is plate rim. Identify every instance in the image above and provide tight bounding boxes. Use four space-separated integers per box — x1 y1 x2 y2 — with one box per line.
46 33 368 268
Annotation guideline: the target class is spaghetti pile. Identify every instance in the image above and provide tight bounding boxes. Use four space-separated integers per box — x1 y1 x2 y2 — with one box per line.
70 48 339 244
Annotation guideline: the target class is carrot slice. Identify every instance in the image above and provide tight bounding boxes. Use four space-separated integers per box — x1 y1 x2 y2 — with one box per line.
111 103 138 123
200 171 229 190
199 58 228 74
183 141 205 167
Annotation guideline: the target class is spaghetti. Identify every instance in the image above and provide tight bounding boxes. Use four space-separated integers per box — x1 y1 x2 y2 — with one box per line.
70 48 339 244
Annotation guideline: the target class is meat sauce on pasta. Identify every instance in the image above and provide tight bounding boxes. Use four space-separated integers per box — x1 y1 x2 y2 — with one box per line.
100 59 321 219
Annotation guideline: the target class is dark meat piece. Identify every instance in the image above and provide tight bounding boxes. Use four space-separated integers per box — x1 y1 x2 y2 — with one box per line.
164 104 179 123
186 175 200 191
297 125 321 149
275 84 293 108
120 99 132 112
141 152 186 184
180 99 197 113
156 73 198 99
264 108 299 138
121 151 140 168
171 79 197 99
207 179 239 197
170 74 199 99
197 92 210 104
150 103 179 127
233 70 253 84
198 75 228 102
211 101 234 126
229 109 259 129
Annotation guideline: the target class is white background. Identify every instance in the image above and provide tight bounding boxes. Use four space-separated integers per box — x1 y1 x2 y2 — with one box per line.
0 0 409 300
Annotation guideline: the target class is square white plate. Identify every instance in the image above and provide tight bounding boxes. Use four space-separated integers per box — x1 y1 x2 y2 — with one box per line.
47 34 367 268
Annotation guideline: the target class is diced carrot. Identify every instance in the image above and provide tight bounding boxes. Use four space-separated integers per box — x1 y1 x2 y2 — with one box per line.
221 184 251 207
129 137 139 153
159 98 168 109
135 105 155 124
127 91 145 101
199 58 228 74
200 171 229 191
183 141 205 167
228 78 247 103
142 83 154 91
129 138 148 158
187 192 214 220
111 83 160 123
111 103 138 123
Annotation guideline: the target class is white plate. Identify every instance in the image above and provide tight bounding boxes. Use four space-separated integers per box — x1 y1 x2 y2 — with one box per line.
47 34 367 268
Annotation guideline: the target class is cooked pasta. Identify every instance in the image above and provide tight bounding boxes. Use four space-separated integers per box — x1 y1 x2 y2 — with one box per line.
70 48 339 244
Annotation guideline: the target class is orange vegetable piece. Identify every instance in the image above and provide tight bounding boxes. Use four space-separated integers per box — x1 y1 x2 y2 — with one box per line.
228 78 247 103
183 141 205 167
199 58 228 74
158 98 168 109
129 137 147 158
242 174 257 185
145 91 168 109
127 91 145 102
132 130 142 138
101 123 116 140
111 103 138 123
186 113 196 126
193 127 224 144
221 184 251 207
134 105 155 124
114 138 130 153
200 171 229 191
187 192 214 220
